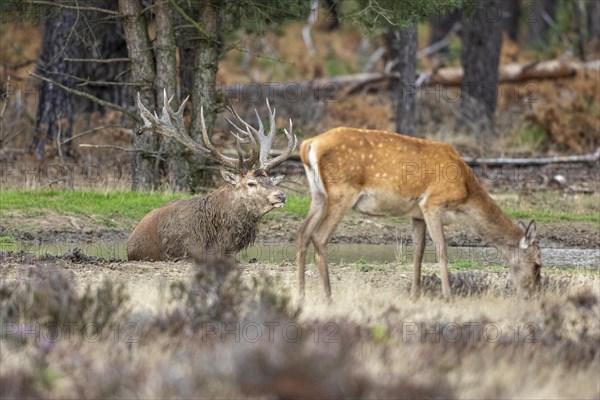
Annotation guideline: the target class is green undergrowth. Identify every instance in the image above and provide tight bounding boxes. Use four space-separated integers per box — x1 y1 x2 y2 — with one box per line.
0 190 191 227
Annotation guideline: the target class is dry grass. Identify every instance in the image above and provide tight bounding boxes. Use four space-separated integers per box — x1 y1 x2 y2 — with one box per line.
1 255 598 399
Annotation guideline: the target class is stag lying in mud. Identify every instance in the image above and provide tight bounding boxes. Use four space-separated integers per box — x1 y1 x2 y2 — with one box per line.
127 92 297 261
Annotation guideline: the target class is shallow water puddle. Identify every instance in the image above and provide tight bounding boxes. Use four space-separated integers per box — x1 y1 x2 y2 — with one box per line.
2 241 598 269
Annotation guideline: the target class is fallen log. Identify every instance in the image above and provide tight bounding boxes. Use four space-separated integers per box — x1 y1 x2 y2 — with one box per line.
223 59 597 100
430 59 579 86
224 148 600 168
463 148 600 167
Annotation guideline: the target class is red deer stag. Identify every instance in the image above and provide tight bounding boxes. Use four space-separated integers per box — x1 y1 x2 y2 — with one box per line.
127 92 297 261
296 128 541 299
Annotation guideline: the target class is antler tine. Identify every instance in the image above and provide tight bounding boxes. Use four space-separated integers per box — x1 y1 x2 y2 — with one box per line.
198 106 241 171
261 117 297 172
220 99 297 173
224 105 261 171
250 99 279 168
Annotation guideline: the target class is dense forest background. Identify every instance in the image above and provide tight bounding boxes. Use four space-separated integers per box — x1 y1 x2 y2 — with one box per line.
0 0 599 191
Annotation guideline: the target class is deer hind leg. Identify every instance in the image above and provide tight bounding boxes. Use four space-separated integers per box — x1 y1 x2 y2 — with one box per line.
410 218 427 300
310 192 358 300
422 208 451 299
296 191 327 300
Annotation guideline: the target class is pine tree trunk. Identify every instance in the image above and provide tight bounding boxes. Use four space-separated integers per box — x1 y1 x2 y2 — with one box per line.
528 0 558 43
428 10 460 57
175 9 196 101
188 1 221 190
119 0 157 191
458 0 503 144
80 0 129 111
34 1 129 159
502 0 520 42
33 6 81 158
573 0 586 60
154 0 190 191
386 25 417 135
589 0 600 41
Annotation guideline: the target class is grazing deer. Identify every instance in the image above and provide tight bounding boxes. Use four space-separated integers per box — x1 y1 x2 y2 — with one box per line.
127 92 297 261
296 127 541 299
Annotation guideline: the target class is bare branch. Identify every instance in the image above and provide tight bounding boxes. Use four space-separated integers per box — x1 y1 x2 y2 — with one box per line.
29 72 140 122
1 60 37 70
64 57 131 63
79 144 138 152
36 66 140 87
55 115 74 189
0 78 9 141
416 22 461 59
61 125 123 145
169 0 211 41
26 0 119 15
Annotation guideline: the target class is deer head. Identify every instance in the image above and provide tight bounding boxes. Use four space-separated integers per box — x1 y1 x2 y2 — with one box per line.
136 91 297 214
512 220 541 296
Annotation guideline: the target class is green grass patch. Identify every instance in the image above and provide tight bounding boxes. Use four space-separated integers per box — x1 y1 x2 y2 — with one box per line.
269 193 598 225
451 260 477 270
0 190 191 228
511 124 548 152
1 190 597 229
0 236 17 245
505 209 600 225
268 193 311 220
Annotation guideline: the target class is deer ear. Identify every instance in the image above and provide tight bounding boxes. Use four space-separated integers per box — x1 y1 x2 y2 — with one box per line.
525 220 537 243
270 175 284 186
519 220 537 249
517 220 527 232
220 170 240 185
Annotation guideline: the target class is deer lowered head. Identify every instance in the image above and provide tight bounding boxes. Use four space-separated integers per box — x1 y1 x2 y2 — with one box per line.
127 91 296 261
509 220 541 296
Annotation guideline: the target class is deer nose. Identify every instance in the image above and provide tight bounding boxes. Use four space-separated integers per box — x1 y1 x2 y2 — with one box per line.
276 193 286 204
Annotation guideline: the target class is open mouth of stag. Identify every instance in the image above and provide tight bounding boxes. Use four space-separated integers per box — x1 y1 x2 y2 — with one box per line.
271 200 285 208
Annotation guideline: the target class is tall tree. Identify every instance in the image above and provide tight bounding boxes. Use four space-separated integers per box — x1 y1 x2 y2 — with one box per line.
119 0 157 191
154 0 190 189
385 26 418 135
528 0 558 43
188 1 221 190
589 0 600 42
458 0 504 144
501 0 520 42
346 0 476 135
32 1 128 158
80 0 130 112
33 5 81 158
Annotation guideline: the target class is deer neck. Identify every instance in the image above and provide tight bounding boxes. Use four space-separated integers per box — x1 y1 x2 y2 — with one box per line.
466 187 523 260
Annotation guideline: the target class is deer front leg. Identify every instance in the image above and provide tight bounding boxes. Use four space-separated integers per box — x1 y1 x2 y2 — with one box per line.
410 218 427 300
423 209 451 299
296 193 327 301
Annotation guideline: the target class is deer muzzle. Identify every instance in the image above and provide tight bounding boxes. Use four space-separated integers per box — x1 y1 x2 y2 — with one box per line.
271 192 286 208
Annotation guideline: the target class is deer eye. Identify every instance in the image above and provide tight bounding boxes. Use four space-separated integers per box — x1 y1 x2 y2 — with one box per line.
247 181 257 187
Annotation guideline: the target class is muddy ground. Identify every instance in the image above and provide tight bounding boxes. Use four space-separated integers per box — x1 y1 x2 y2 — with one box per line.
1 209 598 249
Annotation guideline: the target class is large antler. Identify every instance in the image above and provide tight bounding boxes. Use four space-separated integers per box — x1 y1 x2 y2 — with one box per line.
225 99 297 172
137 90 258 172
137 91 296 173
